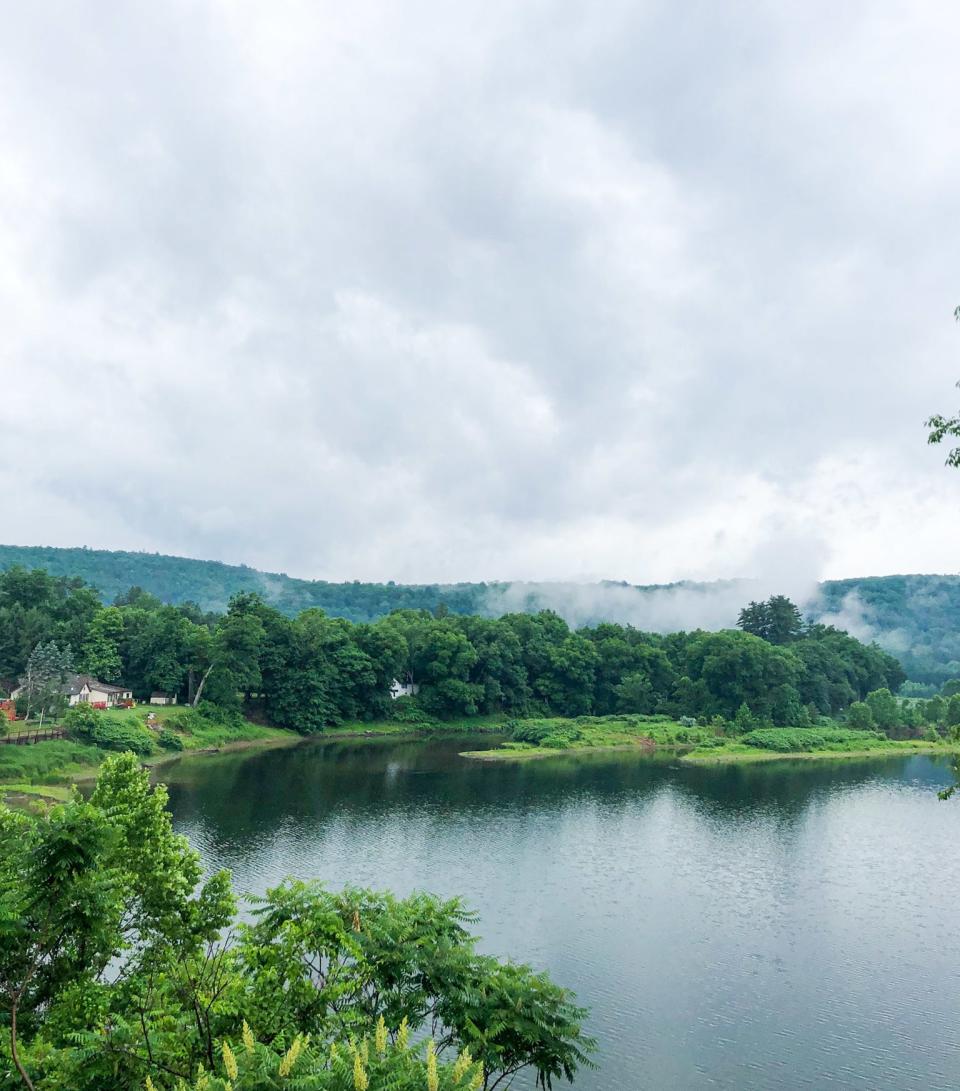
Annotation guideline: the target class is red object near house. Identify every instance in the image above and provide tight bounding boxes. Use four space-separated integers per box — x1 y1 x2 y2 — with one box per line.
0 700 15 722
91 701 108 710
117 699 135 709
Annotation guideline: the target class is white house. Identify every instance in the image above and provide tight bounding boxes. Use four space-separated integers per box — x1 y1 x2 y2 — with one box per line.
12 673 133 708
389 678 420 699
149 692 178 705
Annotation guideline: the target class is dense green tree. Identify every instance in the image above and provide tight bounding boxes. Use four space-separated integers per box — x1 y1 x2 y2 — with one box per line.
18 640 73 721
678 630 802 720
864 688 900 734
76 606 124 681
846 701 875 730
925 695 946 725
0 757 592 1091
737 596 805 644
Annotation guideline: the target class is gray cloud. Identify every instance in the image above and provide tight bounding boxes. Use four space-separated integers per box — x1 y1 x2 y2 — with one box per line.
1 1 959 585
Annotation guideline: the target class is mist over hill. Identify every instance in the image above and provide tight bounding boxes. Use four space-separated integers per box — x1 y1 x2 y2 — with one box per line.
1 545 957 683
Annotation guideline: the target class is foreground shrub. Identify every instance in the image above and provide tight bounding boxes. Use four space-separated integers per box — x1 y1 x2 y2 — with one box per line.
0 754 595 1091
150 1027 484 1090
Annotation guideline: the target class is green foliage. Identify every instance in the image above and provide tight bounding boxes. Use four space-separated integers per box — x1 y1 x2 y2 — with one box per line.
737 595 806 644
512 719 583 746
156 728 185 751
388 696 439 726
158 1030 484 1090
0 739 101 784
0 757 593 1091
865 687 900 733
815 573 960 685
846 701 875 730
0 563 911 741
742 727 887 752
64 705 155 755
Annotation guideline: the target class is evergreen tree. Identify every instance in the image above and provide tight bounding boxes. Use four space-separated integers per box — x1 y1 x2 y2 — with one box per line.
19 640 73 720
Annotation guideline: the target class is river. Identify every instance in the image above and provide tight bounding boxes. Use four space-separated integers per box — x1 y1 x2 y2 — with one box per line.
159 735 960 1089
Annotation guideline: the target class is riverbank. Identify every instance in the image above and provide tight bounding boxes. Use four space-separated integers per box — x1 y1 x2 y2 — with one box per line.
460 715 687 761
324 714 508 739
0 710 512 808
458 716 960 766
680 739 960 764
0 706 301 807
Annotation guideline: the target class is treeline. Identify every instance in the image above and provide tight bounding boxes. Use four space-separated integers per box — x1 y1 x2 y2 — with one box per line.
6 545 960 684
0 568 906 733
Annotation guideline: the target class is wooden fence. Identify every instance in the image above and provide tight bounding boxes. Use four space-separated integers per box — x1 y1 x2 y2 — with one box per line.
0 727 67 746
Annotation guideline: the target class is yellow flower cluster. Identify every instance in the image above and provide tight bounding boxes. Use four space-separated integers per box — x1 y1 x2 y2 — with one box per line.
426 1039 439 1091
353 1049 369 1091
242 1020 255 1055
278 1035 303 1077
222 1041 239 1081
397 1015 410 1051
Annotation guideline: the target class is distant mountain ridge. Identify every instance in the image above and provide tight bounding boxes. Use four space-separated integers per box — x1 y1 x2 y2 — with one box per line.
0 544 957 683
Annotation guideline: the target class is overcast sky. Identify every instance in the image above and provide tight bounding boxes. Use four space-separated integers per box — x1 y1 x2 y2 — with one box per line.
1 1 958 586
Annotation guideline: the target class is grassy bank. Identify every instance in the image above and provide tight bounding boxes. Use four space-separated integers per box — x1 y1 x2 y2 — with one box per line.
325 713 508 739
681 737 960 764
460 715 698 761
458 716 960 766
0 705 299 804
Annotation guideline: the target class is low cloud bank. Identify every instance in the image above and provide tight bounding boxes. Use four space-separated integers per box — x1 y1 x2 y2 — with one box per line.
483 577 822 634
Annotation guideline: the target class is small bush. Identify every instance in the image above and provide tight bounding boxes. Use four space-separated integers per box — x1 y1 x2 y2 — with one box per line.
742 727 886 753
511 720 582 746
539 734 573 749
64 706 154 756
157 729 185 751
388 697 439 726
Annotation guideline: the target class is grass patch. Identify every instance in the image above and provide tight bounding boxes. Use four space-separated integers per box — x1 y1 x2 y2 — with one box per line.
325 714 508 738
460 714 700 761
683 731 959 764
0 739 103 785
0 782 74 802
0 705 298 790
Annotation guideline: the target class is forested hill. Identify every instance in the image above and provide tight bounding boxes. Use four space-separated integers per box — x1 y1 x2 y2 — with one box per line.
0 544 488 618
1 545 958 682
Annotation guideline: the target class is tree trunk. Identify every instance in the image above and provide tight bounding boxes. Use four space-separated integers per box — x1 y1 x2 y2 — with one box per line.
10 990 36 1091
191 665 214 707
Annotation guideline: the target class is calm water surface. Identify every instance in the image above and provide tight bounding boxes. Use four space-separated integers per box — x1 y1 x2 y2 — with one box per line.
160 737 960 1089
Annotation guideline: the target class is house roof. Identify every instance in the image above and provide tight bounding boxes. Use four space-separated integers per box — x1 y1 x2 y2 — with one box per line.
63 674 130 695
